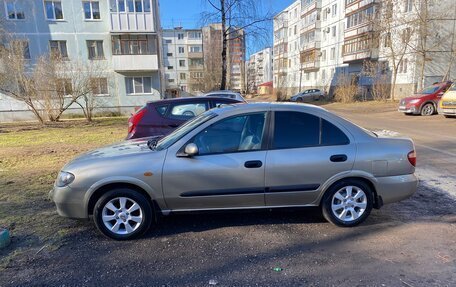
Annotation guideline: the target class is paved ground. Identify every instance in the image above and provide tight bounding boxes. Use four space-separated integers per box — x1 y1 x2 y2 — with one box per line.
1 103 456 287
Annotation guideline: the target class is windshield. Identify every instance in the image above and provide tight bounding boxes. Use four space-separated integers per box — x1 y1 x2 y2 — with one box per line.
449 83 456 91
155 112 217 151
417 85 440 95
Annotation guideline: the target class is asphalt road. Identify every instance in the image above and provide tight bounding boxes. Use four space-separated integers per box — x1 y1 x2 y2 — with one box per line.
1 104 456 287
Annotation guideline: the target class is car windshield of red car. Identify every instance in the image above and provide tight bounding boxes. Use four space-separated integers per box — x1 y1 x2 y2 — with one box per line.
418 85 439 95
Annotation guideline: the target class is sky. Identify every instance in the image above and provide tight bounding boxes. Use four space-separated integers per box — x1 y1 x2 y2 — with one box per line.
159 0 296 55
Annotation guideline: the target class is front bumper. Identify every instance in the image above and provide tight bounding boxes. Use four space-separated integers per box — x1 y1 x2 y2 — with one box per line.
374 174 418 205
398 105 419 114
439 107 456 115
49 185 88 219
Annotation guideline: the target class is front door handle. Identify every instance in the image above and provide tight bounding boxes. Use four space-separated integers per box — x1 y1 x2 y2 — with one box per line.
330 154 347 162
244 160 263 168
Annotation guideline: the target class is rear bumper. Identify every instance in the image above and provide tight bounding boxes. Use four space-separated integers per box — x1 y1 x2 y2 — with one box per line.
374 174 418 205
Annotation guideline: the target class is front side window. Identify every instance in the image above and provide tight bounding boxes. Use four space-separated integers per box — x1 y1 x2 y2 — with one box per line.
5 0 25 19
83 1 100 20
125 76 153 94
49 40 68 59
44 0 63 20
273 111 349 149
190 113 267 155
169 102 208 119
90 78 108 95
87 40 104 59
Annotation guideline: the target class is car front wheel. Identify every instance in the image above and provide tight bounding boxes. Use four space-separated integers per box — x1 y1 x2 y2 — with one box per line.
322 180 373 227
93 188 153 240
421 103 435 116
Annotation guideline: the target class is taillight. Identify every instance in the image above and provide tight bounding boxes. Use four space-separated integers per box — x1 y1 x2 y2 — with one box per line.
408 150 417 167
128 108 147 134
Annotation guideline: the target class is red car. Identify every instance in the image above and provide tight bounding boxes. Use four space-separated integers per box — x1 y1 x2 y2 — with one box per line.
127 97 243 139
398 81 452 116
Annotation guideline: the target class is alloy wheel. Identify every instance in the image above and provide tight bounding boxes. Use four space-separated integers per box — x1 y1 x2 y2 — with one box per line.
101 197 143 235
331 186 367 223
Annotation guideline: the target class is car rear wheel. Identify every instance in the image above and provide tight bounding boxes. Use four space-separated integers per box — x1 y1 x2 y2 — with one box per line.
296 97 304 103
93 188 153 240
322 180 373 227
421 103 435 116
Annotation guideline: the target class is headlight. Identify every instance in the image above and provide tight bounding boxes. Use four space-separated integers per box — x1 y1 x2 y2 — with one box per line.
409 99 421 104
56 171 75 187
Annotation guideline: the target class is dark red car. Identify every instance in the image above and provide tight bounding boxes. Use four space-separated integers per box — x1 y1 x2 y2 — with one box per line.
398 81 452 116
127 97 243 139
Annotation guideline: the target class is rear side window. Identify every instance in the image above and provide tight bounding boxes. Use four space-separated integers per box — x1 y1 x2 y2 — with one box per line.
273 112 349 149
321 119 350 145
273 112 320 149
168 102 209 119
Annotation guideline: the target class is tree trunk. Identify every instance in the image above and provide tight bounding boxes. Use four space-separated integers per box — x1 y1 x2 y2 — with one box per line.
390 68 397 101
419 52 426 90
220 0 227 90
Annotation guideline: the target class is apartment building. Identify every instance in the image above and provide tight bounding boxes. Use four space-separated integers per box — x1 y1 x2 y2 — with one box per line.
246 47 273 93
273 0 456 99
202 23 246 92
0 0 163 121
162 28 204 97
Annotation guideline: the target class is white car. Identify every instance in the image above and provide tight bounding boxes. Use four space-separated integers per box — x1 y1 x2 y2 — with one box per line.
204 90 246 102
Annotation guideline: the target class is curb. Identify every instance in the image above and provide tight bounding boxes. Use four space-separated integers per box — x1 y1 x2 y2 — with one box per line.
0 228 11 249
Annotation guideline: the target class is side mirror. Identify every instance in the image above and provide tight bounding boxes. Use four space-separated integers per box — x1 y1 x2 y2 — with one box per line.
177 143 199 157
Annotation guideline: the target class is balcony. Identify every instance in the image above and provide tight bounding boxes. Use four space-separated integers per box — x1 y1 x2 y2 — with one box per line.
301 1 321 16
301 61 320 71
189 65 204 71
112 55 159 71
110 12 156 32
345 23 375 38
188 52 203 58
345 0 380 14
342 48 378 63
301 21 321 34
300 41 321 51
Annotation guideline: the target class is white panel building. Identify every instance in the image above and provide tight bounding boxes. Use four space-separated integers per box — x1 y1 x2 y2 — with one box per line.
246 47 273 93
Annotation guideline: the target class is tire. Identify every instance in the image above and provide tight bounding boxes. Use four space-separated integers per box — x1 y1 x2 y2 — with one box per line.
296 97 304 103
420 103 435 116
93 188 153 240
444 115 455 118
321 179 373 227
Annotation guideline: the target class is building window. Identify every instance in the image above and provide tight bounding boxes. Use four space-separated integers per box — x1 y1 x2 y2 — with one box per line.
330 47 335 60
49 40 68 59
167 52 172 56
126 76 153 94
87 40 104 60
112 34 157 55
178 46 185 53
405 0 413 12
189 58 203 67
332 26 336 38
167 66 173 70
10 40 31 59
178 33 184 40
110 0 150 12
56 79 73 97
346 6 375 29
44 1 63 20
188 31 202 39
332 4 337 17
321 49 326 61
180 73 186 80
179 60 186 67
5 0 25 20
168 79 175 83
90 78 108 95
83 1 100 20
189 46 202 53
165 39 172 44
191 72 203 79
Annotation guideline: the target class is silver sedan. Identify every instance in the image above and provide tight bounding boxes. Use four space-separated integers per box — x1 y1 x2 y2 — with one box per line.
50 103 418 240
290 89 325 102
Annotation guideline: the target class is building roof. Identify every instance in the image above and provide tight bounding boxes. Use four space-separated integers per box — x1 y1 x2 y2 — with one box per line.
258 81 273 87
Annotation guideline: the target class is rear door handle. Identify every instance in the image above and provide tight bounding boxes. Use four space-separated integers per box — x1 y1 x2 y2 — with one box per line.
244 160 263 168
330 154 347 162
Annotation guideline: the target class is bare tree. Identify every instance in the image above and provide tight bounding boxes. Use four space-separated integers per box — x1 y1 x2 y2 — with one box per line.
362 60 390 101
201 0 273 90
0 41 45 123
334 73 358 103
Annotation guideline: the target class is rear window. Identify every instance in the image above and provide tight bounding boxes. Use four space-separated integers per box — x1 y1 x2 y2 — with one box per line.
321 119 350 145
155 105 168 116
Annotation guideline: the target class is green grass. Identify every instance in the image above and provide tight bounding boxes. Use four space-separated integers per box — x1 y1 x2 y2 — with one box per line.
0 117 128 267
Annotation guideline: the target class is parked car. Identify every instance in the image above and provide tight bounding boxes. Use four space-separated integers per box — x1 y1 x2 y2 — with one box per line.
290 89 325 102
51 103 418 240
127 97 242 139
398 81 452 116
204 90 246 102
438 83 456 118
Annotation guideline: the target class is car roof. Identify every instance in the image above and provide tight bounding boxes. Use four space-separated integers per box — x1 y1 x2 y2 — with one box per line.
147 96 240 105
212 102 326 116
205 90 240 95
